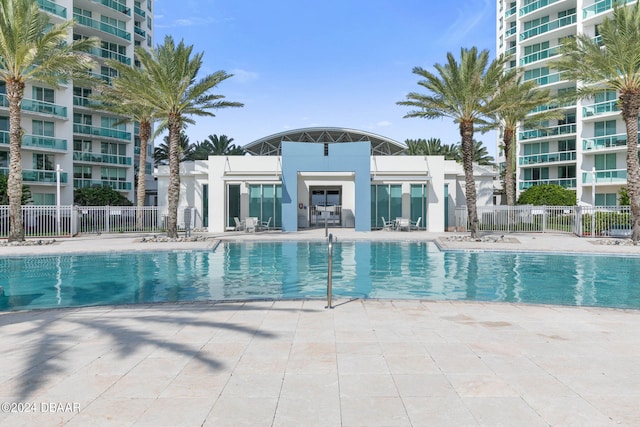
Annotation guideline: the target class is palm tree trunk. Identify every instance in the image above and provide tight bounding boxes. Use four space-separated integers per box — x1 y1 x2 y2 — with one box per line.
136 121 151 230
166 115 181 238
460 121 479 237
503 128 516 206
620 92 640 242
6 79 25 242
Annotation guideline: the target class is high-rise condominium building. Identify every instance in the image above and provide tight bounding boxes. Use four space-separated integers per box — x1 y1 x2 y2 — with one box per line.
0 0 155 206
496 0 634 206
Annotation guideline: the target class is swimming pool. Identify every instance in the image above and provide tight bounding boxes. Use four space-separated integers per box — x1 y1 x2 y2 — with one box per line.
1 241 639 311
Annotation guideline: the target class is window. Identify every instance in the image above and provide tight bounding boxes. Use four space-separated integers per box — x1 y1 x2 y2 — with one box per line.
33 153 54 170
594 120 616 137
0 151 8 167
557 139 576 152
32 120 55 137
73 86 92 98
101 167 126 181
74 139 92 152
73 165 91 179
101 142 126 155
101 15 126 31
74 113 92 125
0 117 8 131
595 90 617 103
595 193 617 207
101 116 125 130
595 153 616 170
523 142 549 155
524 167 549 181
557 165 576 179
32 87 54 103
32 193 56 205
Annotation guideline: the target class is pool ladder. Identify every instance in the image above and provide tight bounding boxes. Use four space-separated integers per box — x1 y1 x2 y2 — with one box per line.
326 233 335 309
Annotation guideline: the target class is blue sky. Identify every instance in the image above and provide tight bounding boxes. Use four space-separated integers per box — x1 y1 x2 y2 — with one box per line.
153 0 498 155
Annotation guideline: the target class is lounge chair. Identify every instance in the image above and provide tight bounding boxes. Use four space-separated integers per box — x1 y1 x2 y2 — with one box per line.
410 217 421 231
381 216 395 231
258 217 272 231
234 217 245 231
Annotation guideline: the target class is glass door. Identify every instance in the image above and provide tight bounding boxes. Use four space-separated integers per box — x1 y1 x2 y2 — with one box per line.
309 186 342 227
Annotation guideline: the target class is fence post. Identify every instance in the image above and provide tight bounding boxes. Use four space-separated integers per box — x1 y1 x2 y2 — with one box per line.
542 207 547 233
106 205 110 234
71 206 77 236
575 206 582 237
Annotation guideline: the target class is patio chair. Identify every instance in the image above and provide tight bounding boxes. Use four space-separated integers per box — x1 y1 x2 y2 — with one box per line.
410 217 421 231
258 217 272 231
381 216 395 231
234 217 245 231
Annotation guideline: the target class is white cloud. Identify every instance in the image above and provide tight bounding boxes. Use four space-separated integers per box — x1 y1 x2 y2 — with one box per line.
230 69 259 84
155 16 218 29
438 0 493 46
376 120 392 127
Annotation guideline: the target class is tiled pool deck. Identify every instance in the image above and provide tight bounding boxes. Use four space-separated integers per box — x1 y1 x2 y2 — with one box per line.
1 230 639 426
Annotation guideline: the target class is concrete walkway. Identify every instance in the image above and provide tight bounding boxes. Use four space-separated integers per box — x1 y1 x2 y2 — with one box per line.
1 231 639 426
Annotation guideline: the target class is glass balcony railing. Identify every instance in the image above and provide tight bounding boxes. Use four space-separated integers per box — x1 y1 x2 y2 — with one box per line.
505 5 517 17
582 99 619 117
73 123 131 141
0 167 68 184
519 123 576 140
519 150 577 165
505 26 517 38
520 45 560 65
134 26 146 38
87 47 131 65
583 0 634 19
74 179 132 191
95 0 131 16
582 169 627 184
1 94 67 118
74 13 131 41
0 130 68 150
520 13 577 40
88 71 117 85
73 151 132 165
519 178 576 189
520 0 560 16
582 132 635 150
134 5 146 18
525 71 566 86
37 0 67 18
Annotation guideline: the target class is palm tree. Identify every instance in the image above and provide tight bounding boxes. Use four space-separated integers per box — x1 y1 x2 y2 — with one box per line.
463 140 495 166
552 3 640 241
91 59 158 229
0 0 97 241
135 36 243 238
397 47 509 237
404 138 458 160
488 73 562 205
154 132 193 165
190 134 245 160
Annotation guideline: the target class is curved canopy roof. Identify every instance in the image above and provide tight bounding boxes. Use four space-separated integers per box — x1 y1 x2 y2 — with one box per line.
243 127 406 156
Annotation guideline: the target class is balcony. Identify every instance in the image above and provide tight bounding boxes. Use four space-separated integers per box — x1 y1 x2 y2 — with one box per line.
74 179 132 191
0 130 68 151
525 70 566 86
73 123 131 141
520 45 560 65
582 99 619 117
95 0 131 16
87 47 131 65
134 26 146 39
520 13 577 41
519 178 576 189
582 133 633 151
519 123 576 140
520 0 560 16
1 94 67 118
134 5 146 18
74 13 131 41
519 150 577 165
37 0 66 18
0 167 68 184
505 4 517 18
73 151 132 166
584 0 635 19
582 169 627 184
505 26 517 38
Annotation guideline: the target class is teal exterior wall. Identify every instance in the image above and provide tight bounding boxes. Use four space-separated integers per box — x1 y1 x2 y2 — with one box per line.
281 141 371 232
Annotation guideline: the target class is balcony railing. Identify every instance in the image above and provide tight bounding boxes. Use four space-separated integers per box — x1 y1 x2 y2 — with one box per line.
519 178 576 189
525 70 566 86
73 151 132 165
94 0 131 16
87 47 131 65
582 99 619 117
505 4 517 17
520 13 577 40
582 133 634 151
582 169 627 184
0 130 68 151
74 13 131 41
520 0 560 16
74 179 132 191
73 123 131 141
134 5 146 18
1 94 67 118
584 0 634 19
0 167 68 184
505 26 517 38
519 123 576 140
134 26 146 38
520 45 560 65
519 150 577 165
37 0 67 18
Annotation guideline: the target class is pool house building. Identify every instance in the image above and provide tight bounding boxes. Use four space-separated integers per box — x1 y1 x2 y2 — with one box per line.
155 128 497 233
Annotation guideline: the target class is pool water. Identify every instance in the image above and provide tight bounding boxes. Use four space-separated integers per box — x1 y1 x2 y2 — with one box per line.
1 241 640 311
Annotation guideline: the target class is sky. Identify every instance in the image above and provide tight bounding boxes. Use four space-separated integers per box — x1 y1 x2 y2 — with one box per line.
152 0 498 156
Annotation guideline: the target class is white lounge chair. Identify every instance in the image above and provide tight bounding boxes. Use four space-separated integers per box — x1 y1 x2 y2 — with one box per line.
410 217 422 231
381 216 395 231
258 217 272 231
233 217 245 231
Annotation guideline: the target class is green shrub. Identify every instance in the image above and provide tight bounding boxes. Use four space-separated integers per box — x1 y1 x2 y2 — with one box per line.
74 187 133 206
517 184 576 206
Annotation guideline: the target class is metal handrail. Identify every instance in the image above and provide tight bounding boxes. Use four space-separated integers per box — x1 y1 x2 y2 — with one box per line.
326 233 334 309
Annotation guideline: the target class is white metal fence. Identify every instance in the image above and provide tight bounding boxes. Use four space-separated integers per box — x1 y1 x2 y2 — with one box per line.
0 205 175 238
456 205 633 238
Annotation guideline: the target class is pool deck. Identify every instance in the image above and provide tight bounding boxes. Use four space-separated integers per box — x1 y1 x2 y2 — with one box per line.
1 230 639 426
